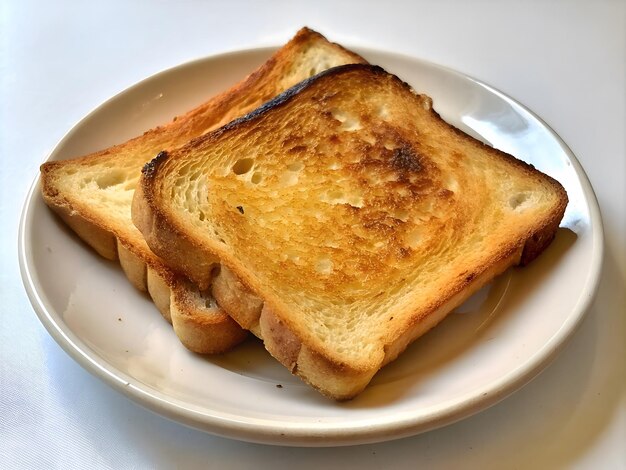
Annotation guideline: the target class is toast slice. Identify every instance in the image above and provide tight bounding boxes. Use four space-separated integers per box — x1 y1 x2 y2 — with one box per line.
40 28 367 354
133 64 568 398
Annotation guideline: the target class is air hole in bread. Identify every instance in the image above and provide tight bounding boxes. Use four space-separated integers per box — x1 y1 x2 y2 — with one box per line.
316 258 333 275
341 119 361 131
405 228 423 248
331 109 362 131
365 175 380 186
361 134 376 145
393 187 409 198
373 241 385 249
232 158 254 175
509 192 529 210
377 105 390 120
313 61 330 74
286 251 302 264
280 172 299 187
443 175 459 193
329 190 344 201
95 171 125 189
392 209 409 222
204 296 218 309
332 109 347 122
251 172 263 184
420 198 435 215
348 196 364 208
287 162 304 172
320 189 363 207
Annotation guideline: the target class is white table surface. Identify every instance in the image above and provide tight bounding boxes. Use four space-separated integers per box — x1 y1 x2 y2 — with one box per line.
2 1 624 468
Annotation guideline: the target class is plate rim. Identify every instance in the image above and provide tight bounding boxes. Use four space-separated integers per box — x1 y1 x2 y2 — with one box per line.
18 45 605 446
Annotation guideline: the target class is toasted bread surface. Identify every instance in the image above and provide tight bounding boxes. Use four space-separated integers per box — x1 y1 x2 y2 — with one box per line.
40 28 366 354
134 64 568 398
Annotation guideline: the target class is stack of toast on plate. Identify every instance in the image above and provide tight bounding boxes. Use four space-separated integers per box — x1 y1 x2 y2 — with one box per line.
41 28 567 399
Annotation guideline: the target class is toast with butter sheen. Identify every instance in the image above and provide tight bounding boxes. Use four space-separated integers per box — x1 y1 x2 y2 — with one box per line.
40 28 366 354
133 64 568 398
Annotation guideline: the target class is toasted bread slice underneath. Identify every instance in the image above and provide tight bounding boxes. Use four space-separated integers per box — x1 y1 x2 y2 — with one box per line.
134 64 568 398
40 28 366 354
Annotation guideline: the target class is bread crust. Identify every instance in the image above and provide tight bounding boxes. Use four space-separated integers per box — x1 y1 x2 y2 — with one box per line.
43 199 118 260
212 265 263 334
117 241 148 292
132 177 219 291
170 278 248 354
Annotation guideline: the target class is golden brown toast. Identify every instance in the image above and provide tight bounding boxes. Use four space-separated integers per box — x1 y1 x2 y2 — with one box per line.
39 28 367 354
133 64 568 398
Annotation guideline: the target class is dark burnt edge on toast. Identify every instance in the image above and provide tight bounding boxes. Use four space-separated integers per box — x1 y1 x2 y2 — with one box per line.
140 65 382 176
140 63 568 265
215 65 390 137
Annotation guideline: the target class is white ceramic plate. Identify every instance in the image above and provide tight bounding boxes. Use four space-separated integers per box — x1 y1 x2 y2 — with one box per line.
19 47 603 446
